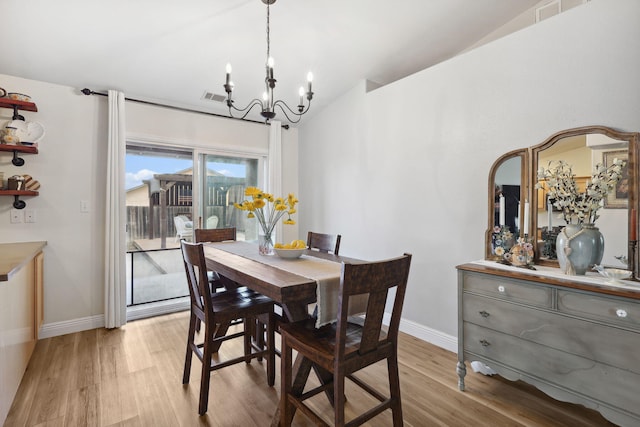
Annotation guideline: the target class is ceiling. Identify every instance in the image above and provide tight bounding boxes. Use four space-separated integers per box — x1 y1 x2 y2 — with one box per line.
0 0 541 125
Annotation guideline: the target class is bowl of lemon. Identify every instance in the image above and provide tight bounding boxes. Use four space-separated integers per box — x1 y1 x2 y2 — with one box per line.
274 239 307 259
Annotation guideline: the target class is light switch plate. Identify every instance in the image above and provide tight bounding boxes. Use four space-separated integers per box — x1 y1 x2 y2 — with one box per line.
10 209 22 223
25 209 36 223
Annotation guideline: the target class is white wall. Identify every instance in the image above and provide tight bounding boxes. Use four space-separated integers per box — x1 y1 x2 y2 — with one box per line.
298 0 640 349
0 77 298 334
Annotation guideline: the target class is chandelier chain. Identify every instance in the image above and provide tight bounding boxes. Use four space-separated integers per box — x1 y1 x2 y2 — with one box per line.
266 2 270 61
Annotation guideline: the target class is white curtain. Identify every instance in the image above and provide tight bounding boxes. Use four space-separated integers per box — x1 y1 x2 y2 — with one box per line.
104 90 127 328
268 121 283 240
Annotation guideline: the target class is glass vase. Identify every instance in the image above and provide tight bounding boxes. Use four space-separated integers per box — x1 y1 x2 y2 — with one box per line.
258 231 274 255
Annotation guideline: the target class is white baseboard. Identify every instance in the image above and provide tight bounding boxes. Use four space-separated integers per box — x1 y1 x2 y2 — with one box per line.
40 304 459 355
39 314 105 339
384 313 458 354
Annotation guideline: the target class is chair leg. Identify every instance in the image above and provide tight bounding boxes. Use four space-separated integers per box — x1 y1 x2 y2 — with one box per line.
281 337 294 426
388 352 403 426
333 367 345 427
243 318 252 362
183 314 197 384
198 327 214 416
267 312 275 387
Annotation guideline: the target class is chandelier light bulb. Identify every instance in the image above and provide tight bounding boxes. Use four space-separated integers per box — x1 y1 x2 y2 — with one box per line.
262 92 269 102
226 63 232 74
298 86 304 105
307 72 313 94
267 57 274 68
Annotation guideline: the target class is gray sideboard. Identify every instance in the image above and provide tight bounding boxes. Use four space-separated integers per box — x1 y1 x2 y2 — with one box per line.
457 262 640 427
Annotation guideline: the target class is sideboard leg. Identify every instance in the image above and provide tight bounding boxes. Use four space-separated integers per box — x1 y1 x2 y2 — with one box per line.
456 361 466 391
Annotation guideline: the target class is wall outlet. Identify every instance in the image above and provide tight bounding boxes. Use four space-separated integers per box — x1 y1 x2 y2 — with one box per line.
25 209 36 223
10 209 22 223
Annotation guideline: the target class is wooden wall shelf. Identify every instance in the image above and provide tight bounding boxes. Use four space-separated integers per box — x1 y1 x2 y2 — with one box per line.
0 98 38 113
0 144 38 154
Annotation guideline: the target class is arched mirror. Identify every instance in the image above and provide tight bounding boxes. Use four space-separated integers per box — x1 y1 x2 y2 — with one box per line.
532 126 638 276
487 126 639 277
485 149 528 260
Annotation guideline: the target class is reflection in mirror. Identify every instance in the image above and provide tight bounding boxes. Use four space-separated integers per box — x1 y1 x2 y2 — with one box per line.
495 157 521 235
485 150 526 261
534 130 632 270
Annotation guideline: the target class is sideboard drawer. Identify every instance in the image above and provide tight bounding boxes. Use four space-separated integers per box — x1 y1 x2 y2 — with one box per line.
462 272 551 308
463 322 640 415
463 293 640 373
558 290 640 330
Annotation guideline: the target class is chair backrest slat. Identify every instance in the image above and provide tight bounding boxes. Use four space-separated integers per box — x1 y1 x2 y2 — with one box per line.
307 231 341 255
336 253 412 358
195 227 236 243
181 241 213 316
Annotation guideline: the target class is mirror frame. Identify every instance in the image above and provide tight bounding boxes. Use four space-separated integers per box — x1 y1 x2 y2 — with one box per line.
485 148 528 260
530 126 639 276
487 126 640 278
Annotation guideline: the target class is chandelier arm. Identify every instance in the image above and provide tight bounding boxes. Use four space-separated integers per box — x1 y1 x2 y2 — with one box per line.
272 99 312 117
272 101 305 124
228 98 265 120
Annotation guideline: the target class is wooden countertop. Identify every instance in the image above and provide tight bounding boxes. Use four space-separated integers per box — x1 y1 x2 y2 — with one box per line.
0 241 47 281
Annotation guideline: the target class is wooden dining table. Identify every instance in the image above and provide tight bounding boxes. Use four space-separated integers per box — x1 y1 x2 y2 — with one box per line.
202 241 356 426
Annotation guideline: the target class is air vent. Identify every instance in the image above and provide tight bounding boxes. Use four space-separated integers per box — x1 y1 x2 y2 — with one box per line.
201 91 226 102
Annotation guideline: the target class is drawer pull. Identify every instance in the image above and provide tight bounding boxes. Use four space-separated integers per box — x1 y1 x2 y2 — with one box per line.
480 339 491 347
616 309 628 318
498 285 505 293
479 310 490 318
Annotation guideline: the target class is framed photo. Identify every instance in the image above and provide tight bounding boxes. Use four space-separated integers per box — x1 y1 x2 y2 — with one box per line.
603 150 628 209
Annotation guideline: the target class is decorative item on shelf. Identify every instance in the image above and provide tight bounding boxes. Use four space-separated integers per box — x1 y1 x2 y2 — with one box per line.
3 120 45 146
1 126 20 144
22 174 40 191
7 175 25 190
222 0 313 124
234 187 298 255
0 87 6 97
0 171 4 189
537 159 626 275
6 93 31 102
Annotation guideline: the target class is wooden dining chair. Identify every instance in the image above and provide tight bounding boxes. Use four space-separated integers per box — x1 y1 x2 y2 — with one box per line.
307 231 341 255
279 253 412 426
180 241 275 415
194 227 239 291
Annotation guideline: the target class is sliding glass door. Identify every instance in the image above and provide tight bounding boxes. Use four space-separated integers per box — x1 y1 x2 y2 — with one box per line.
125 144 194 306
124 143 266 309
197 152 263 242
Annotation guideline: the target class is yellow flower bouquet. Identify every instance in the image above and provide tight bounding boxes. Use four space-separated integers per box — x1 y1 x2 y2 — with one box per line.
234 187 298 254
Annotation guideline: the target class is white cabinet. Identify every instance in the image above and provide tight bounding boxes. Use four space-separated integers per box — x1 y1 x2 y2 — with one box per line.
0 242 45 425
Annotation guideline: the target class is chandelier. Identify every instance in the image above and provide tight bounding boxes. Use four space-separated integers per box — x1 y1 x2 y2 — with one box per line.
223 0 313 124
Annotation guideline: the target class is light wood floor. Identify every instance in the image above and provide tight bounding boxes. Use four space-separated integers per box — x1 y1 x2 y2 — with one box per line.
5 311 616 426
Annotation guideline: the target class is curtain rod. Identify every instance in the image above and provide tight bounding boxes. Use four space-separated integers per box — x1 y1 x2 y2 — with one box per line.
80 88 289 130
